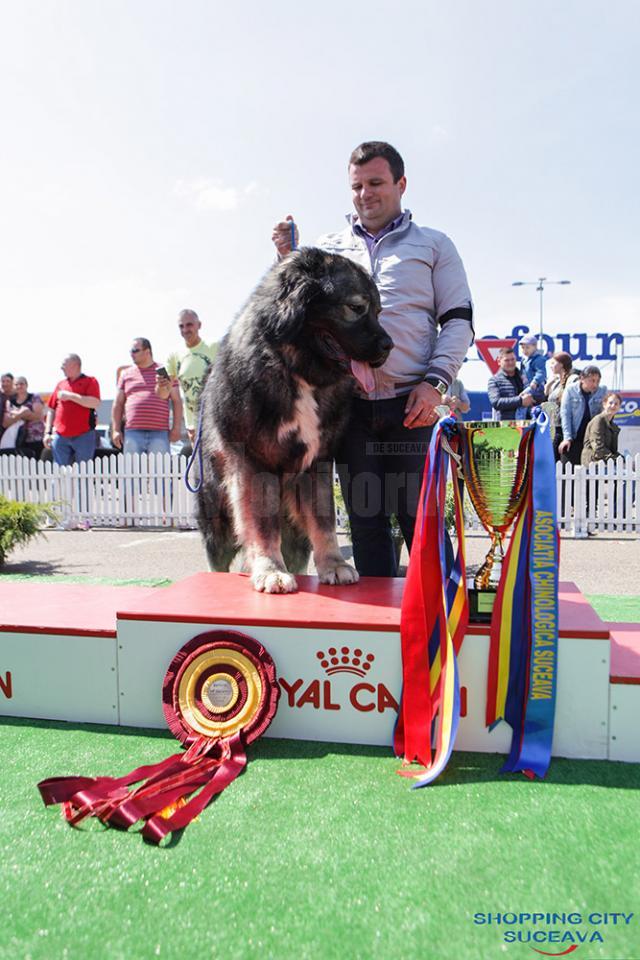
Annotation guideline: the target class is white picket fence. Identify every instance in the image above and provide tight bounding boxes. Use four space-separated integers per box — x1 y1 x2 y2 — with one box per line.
0 452 638 537
0 453 197 529
556 454 639 537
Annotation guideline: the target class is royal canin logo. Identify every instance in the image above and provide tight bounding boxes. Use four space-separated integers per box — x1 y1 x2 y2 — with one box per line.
316 646 375 677
277 647 397 714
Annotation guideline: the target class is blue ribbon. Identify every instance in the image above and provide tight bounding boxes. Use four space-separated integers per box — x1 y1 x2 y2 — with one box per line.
502 409 559 777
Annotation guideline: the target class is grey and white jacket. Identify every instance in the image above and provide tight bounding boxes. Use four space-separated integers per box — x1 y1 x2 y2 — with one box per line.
316 210 474 399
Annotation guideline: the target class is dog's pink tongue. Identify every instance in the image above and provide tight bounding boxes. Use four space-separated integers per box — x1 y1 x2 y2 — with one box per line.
350 360 376 394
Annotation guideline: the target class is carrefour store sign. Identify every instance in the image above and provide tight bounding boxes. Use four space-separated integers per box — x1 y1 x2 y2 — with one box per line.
482 324 625 362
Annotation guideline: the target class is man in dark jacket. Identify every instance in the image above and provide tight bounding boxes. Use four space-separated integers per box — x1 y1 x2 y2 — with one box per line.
487 348 535 420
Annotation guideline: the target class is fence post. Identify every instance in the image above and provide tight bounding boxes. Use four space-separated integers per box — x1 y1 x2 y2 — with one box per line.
573 465 587 538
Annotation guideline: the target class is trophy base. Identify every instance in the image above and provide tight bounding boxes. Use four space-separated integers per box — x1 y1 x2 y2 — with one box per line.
467 584 497 624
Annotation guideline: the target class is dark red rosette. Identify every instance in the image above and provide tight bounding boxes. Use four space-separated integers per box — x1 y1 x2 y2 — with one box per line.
37 631 279 844
162 630 279 748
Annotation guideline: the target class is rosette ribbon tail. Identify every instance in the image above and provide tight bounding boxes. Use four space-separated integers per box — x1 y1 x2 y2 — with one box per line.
37 734 247 841
142 733 246 843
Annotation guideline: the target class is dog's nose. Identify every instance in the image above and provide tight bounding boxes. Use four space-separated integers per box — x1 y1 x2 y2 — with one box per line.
379 334 394 354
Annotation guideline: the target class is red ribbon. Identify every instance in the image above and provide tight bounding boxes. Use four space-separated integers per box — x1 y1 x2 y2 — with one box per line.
37 734 246 844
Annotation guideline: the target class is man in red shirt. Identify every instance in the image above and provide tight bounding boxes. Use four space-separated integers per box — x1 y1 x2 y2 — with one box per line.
44 354 101 465
111 338 182 455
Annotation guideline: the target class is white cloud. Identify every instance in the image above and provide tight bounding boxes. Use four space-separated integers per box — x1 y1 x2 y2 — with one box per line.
173 177 259 212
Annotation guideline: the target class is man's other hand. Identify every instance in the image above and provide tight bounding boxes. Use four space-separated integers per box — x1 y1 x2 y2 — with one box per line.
403 382 442 429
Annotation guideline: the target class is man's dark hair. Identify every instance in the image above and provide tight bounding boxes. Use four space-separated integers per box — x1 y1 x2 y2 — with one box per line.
349 141 405 182
498 347 515 358
135 337 152 352
580 365 601 379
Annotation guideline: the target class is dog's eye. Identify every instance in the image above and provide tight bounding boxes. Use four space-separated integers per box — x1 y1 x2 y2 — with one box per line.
346 303 368 317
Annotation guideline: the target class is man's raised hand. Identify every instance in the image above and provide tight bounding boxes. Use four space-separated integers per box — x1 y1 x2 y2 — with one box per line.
271 215 299 257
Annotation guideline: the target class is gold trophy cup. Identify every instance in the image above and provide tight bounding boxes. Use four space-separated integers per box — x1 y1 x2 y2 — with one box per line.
455 421 535 622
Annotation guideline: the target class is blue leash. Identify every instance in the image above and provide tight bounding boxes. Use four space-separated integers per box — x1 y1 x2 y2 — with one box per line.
184 414 203 493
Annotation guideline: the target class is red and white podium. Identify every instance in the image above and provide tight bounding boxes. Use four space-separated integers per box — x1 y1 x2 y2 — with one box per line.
0 575 638 763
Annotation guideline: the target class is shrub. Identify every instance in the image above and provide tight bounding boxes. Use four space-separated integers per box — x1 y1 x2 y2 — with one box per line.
0 496 58 567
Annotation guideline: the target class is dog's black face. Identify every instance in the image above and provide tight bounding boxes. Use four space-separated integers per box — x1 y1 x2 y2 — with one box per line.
260 248 393 384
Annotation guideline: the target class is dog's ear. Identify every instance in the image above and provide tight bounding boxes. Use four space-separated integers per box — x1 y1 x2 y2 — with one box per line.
262 248 331 342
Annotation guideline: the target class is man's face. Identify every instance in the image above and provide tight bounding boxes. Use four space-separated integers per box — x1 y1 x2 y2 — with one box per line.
61 357 80 380
1 375 14 395
178 314 201 348
130 340 151 367
349 157 406 234
498 352 517 375
581 373 601 393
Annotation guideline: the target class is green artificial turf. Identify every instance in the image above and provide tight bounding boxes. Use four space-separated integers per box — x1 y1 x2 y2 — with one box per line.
1 719 639 960
587 594 640 624
0 574 171 587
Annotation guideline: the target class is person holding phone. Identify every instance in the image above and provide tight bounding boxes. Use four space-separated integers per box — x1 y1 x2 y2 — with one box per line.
155 309 218 450
111 338 182 455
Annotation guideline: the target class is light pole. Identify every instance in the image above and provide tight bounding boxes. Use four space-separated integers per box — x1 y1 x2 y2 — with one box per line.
511 278 571 341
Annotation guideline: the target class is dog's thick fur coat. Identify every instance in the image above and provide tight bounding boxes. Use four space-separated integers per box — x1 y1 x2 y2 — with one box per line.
196 247 393 593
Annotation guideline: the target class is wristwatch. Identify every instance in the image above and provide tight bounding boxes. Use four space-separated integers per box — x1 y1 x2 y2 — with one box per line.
424 376 448 396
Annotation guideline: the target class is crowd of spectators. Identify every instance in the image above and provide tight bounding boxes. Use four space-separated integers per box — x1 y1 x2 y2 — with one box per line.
487 333 624 465
0 322 625 470
0 309 217 466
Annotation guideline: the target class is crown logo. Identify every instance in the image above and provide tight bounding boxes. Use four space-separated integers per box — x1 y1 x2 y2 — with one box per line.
316 647 375 677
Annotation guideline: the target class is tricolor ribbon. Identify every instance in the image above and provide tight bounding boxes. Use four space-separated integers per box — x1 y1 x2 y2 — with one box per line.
396 409 559 787
394 417 469 786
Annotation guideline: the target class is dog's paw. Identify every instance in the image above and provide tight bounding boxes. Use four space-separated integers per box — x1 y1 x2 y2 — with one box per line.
317 562 359 586
253 570 298 594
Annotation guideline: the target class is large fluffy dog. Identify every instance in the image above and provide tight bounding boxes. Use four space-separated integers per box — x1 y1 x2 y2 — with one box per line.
196 247 393 593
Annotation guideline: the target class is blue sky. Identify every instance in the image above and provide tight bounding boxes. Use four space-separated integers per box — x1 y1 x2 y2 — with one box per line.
2 0 639 395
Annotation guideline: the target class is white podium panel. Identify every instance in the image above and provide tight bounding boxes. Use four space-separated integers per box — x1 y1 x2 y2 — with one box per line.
116 622 611 758
0 631 118 725
609 685 640 762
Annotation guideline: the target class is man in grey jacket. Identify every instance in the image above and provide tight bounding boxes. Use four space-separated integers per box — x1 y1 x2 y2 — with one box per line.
272 141 474 577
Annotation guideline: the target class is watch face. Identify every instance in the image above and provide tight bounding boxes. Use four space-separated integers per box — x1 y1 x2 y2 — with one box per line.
427 378 447 395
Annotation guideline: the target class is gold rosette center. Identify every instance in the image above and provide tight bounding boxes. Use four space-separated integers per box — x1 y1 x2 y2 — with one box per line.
177 648 263 739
